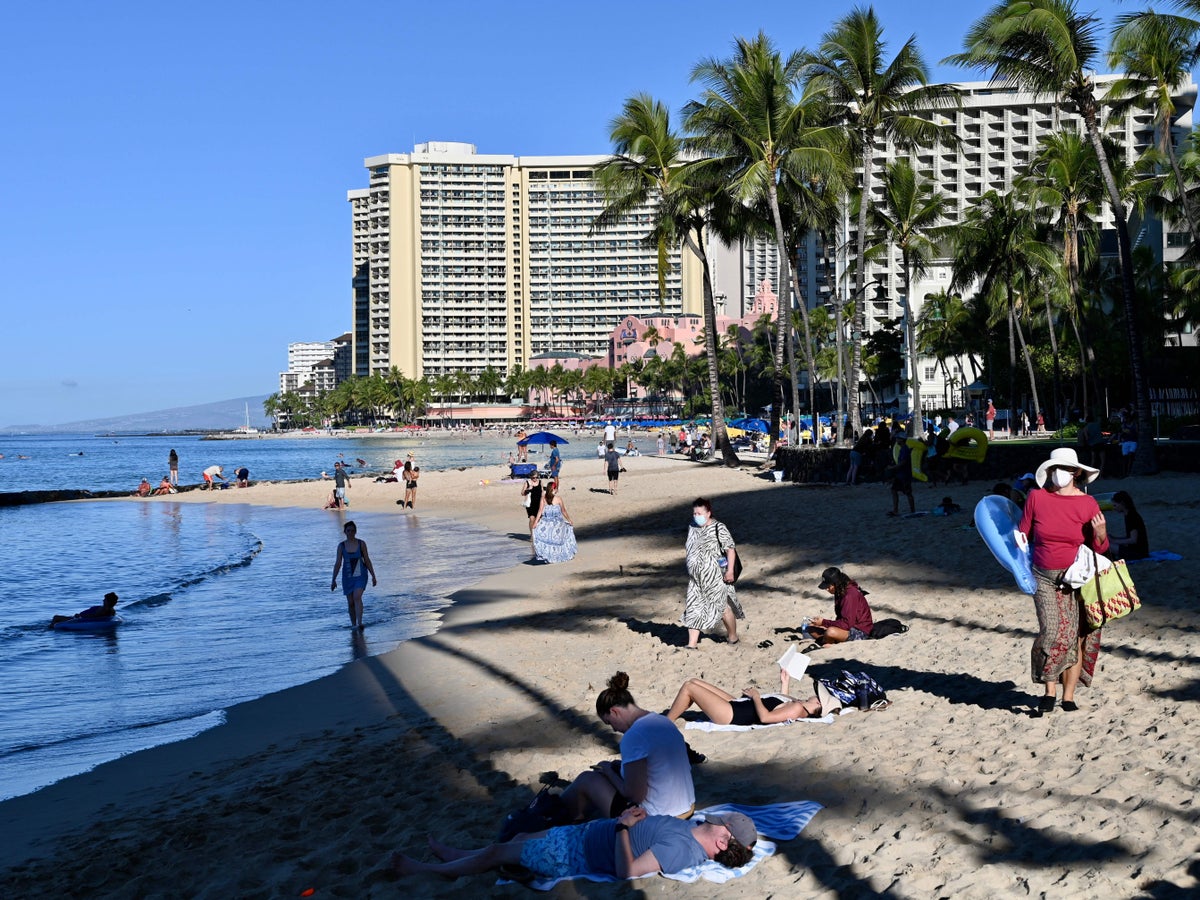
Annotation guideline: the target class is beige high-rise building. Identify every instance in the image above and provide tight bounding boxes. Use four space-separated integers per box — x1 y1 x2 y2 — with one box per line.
349 142 705 379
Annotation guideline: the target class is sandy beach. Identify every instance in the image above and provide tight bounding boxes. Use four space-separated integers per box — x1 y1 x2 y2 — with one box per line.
2 453 1197 898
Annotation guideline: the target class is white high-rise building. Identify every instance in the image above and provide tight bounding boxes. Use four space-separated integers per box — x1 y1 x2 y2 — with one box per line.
824 74 1197 411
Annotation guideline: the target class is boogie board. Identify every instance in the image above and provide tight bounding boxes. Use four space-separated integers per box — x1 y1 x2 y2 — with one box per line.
974 496 1036 595
52 615 124 632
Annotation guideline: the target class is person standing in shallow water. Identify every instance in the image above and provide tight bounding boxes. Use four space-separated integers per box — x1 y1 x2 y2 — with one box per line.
331 521 377 630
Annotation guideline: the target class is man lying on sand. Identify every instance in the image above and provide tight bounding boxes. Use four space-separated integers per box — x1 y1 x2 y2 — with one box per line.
391 806 755 881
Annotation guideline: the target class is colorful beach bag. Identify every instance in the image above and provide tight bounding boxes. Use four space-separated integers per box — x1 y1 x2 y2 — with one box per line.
1080 557 1141 630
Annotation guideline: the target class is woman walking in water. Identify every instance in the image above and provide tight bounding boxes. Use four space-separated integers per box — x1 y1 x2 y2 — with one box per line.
331 521 377 629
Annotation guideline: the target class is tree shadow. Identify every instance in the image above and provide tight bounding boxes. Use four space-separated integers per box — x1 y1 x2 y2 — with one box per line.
807 661 1037 713
1132 853 1200 899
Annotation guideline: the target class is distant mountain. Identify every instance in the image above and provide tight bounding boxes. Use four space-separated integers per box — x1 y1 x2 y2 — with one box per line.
4 396 273 433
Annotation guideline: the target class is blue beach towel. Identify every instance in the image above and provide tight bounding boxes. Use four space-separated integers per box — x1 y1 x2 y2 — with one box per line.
1126 550 1182 563
500 801 822 890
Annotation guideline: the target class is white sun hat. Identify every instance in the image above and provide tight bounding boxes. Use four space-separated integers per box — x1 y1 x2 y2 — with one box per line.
1034 447 1099 488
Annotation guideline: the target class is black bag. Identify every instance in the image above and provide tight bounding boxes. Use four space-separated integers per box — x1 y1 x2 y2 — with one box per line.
496 788 571 843
871 618 909 639
716 521 744 583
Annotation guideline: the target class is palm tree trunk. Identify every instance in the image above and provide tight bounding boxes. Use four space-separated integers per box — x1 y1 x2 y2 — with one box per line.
847 129 873 446
1043 284 1062 428
767 178 792 451
788 250 819 440
1165 126 1200 241
1013 309 1041 428
901 253 922 435
1081 99 1156 473
685 230 739 466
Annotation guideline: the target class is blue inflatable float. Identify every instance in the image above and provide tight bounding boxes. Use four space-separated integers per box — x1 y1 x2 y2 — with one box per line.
974 496 1036 595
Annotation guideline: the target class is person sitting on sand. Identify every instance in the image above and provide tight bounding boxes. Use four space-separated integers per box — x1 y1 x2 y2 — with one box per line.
936 496 961 515
560 672 695 823
135 477 152 497
665 668 833 726
804 567 874 646
391 806 755 881
153 476 174 495
1109 490 1148 560
50 592 119 627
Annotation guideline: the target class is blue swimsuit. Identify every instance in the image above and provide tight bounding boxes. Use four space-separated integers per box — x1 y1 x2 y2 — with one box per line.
341 541 368 596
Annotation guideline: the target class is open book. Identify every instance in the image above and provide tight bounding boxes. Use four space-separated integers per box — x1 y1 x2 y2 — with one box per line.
777 645 811 681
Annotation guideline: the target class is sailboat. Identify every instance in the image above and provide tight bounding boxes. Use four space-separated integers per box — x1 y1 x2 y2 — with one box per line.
235 403 260 435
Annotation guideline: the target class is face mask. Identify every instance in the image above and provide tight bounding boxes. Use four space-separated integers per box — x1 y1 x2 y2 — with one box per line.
1050 468 1075 488
693 514 707 527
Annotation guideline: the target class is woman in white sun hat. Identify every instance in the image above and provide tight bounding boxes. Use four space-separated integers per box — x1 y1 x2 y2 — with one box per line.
1018 448 1109 717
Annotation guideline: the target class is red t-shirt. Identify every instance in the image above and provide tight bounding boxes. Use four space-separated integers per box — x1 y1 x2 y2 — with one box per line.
1019 489 1109 570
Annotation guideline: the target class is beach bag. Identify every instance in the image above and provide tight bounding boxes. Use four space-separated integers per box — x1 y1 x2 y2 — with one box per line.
1080 554 1140 630
818 670 889 710
716 521 744 583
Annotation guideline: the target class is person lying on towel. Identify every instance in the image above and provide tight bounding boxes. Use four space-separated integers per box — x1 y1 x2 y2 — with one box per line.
390 806 755 881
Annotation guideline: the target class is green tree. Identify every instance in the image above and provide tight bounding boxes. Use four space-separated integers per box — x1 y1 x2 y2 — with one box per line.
593 93 738 464
686 32 844 448
1108 9 1200 240
868 159 953 431
805 6 958 439
950 0 1156 471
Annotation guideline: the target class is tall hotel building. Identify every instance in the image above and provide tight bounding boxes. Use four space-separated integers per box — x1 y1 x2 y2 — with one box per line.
839 76 1197 387
348 142 708 379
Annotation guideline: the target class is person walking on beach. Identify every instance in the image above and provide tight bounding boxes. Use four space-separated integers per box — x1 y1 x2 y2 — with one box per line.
331 521 377 630
531 484 576 563
604 443 621 495
1019 448 1107 716
521 471 544 552
683 498 742 648
333 461 350 508
548 440 562 487
168 448 179 486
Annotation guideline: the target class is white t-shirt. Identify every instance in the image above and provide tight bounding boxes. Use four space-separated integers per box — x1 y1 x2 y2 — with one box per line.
604 423 616 443
620 713 694 816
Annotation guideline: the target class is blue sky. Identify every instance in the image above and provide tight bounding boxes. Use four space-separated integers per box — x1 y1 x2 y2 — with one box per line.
1 0 1129 426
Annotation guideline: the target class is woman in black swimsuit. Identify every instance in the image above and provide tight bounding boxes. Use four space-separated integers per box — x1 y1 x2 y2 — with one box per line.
664 669 826 725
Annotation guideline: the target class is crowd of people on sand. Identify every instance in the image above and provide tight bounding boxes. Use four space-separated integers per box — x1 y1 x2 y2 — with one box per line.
386 438 1154 884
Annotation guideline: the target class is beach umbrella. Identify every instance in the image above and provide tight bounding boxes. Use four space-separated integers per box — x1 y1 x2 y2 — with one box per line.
518 430 570 446
733 417 770 434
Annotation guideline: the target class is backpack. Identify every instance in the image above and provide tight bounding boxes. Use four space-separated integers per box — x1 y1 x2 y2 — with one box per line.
496 787 572 843
870 618 909 640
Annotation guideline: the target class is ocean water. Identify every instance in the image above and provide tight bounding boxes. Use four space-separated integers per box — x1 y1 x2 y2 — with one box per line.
0 430 616 494
0 499 527 801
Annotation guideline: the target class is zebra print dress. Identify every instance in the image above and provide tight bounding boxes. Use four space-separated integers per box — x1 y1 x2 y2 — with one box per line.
682 520 744 630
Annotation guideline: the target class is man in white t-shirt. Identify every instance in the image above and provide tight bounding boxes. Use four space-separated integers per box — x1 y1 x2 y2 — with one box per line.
604 420 616 445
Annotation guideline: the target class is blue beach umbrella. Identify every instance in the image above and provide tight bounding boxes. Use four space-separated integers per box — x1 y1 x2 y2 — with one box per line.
518 431 571 446
732 417 770 434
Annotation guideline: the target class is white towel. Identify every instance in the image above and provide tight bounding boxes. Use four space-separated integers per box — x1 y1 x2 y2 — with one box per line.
1062 545 1114 589
685 714 836 731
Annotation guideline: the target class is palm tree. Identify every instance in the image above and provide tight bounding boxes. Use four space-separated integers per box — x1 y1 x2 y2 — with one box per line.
951 190 1050 427
805 6 958 441
1018 131 1103 422
592 93 739 464
1108 9 1200 240
868 159 953 431
916 290 974 408
950 0 1156 471
476 365 503 404
685 32 845 448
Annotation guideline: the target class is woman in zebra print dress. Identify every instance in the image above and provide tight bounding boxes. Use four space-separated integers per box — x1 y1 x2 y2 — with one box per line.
682 498 743 648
